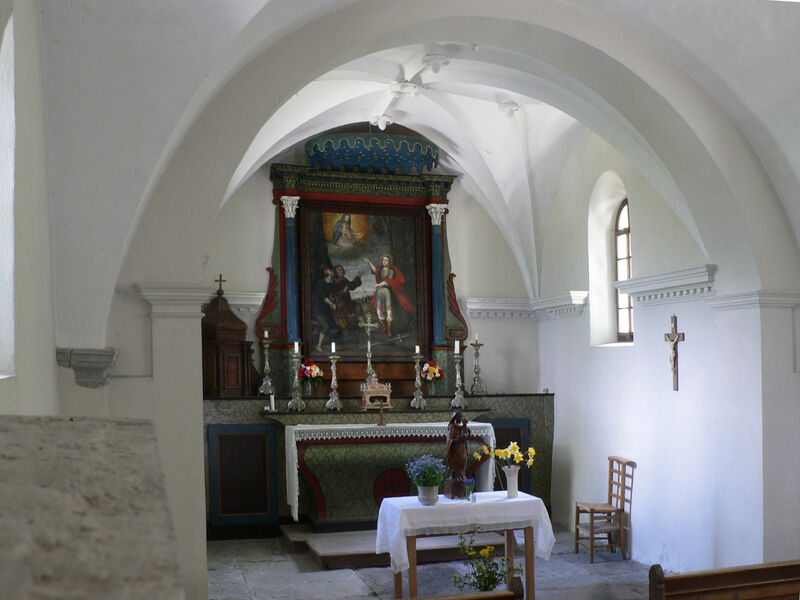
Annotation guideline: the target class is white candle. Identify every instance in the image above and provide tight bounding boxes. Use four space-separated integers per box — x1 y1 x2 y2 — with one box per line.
269 393 275 412
454 340 460 354
331 342 336 353
415 345 420 354
475 332 478 343
294 341 299 354
264 329 269 339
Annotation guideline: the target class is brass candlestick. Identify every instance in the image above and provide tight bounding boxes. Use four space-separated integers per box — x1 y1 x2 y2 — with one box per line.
287 347 305 412
325 354 342 411
469 341 487 395
258 338 275 397
451 352 467 409
411 352 425 409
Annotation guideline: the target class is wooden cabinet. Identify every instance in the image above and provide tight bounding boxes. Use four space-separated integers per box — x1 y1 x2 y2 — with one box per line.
207 423 278 526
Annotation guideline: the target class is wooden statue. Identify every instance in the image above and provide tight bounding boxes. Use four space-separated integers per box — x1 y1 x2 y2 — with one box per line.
444 411 471 498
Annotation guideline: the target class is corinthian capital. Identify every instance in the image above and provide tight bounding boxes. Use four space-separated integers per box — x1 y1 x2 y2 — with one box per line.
281 196 300 219
426 203 448 226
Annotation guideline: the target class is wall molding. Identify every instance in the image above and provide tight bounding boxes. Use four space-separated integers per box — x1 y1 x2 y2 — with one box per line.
137 283 214 318
56 347 118 388
615 264 716 305
466 298 534 320
466 291 588 321
531 291 589 320
224 292 266 316
707 289 800 311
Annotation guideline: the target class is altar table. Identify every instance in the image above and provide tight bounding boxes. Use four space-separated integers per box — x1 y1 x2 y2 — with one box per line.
285 422 496 522
376 491 555 599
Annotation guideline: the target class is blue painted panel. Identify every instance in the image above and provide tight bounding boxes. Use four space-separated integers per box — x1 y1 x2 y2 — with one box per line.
285 219 300 342
208 423 278 525
431 225 446 345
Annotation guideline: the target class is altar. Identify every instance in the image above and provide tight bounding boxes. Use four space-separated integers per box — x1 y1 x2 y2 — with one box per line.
285 422 496 523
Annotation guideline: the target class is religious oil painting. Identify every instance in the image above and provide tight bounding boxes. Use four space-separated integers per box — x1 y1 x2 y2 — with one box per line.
300 203 428 359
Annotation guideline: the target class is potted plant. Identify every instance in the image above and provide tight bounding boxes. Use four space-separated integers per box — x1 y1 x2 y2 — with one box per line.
297 359 324 396
406 454 447 506
452 533 522 592
474 442 536 498
421 359 442 395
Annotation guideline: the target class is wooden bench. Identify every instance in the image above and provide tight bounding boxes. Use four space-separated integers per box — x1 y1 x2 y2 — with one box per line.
649 560 800 599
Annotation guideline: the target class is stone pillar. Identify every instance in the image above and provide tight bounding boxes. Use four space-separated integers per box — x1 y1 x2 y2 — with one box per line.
138 283 213 600
427 204 448 346
281 196 301 342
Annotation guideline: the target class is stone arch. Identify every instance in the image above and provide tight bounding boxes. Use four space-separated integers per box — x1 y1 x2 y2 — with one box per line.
116 1 796 307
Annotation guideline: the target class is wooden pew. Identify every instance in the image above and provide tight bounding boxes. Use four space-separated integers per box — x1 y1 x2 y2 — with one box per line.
649 560 800 599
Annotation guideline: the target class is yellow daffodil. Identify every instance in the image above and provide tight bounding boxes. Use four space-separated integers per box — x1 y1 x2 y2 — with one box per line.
527 447 536 457
494 448 503 458
501 448 512 460
526 458 534 467
514 452 524 463
481 444 490 455
508 442 519 453
468 550 477 556
473 451 481 460
487 545 495 552
479 547 491 559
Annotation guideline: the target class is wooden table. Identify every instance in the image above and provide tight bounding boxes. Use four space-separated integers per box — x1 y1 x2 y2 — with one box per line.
376 491 555 599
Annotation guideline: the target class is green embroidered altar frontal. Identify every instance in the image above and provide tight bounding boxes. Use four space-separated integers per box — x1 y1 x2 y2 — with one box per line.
204 393 554 524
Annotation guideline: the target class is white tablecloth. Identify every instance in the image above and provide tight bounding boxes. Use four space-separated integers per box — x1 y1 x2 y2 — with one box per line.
284 422 496 521
376 491 555 573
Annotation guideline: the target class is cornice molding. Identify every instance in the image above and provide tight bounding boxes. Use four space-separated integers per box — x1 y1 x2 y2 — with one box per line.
56 347 118 388
615 265 716 305
136 283 214 318
466 291 588 321
707 289 800 311
224 292 266 316
466 298 535 320
531 291 589 320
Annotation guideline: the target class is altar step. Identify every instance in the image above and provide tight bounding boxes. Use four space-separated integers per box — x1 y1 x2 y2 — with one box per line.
281 524 506 570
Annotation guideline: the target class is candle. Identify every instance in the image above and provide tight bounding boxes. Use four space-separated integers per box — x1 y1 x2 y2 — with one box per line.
294 341 299 354
331 342 336 353
269 393 275 412
264 329 269 339
454 340 460 354
475 332 478 343
415 345 420 354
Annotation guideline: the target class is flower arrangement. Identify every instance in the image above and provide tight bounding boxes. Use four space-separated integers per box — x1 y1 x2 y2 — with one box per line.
405 454 448 487
452 533 522 592
297 359 324 385
421 359 442 381
473 442 536 468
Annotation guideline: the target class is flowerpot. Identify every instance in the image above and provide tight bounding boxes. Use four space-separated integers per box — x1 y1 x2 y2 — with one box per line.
303 379 312 397
502 465 520 498
426 380 438 396
417 485 439 506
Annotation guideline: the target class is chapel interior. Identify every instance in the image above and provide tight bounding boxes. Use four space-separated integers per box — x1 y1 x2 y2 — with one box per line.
2 1 800 599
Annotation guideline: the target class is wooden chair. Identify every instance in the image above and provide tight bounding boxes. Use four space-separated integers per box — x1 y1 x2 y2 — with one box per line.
574 456 636 563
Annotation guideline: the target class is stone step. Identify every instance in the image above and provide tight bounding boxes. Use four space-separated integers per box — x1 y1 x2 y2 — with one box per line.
281 525 505 570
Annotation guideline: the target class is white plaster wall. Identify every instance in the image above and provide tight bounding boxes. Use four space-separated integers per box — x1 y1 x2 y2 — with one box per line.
541 131 705 294
759 306 800 563
539 132 768 571
0 15 15 379
7 0 58 415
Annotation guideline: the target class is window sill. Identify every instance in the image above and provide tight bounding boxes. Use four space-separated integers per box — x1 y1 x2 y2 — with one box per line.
595 342 634 348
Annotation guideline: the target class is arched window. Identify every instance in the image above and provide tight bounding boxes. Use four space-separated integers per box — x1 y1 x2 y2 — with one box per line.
614 199 633 342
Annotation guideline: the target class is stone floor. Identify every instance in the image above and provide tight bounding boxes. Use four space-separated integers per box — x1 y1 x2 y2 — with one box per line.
208 529 649 600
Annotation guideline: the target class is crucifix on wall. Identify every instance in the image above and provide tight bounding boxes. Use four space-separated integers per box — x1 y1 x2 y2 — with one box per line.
664 315 685 391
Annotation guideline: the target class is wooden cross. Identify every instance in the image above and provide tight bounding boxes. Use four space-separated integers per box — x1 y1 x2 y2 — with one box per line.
664 315 685 391
214 274 227 293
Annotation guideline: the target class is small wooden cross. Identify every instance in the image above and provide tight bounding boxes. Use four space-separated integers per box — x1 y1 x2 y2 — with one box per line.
214 274 227 294
664 315 685 391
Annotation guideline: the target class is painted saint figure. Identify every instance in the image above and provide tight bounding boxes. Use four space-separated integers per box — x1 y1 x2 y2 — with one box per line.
447 411 471 482
331 264 363 329
311 266 340 352
363 254 415 336
332 213 361 247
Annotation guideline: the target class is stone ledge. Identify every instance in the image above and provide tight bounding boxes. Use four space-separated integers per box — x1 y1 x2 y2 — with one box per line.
0 416 183 599
56 346 118 388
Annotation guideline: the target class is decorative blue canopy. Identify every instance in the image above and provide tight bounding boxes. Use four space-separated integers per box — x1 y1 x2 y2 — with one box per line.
305 132 439 175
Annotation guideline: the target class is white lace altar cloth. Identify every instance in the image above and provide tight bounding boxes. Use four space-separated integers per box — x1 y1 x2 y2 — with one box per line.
376 491 555 573
285 422 496 521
